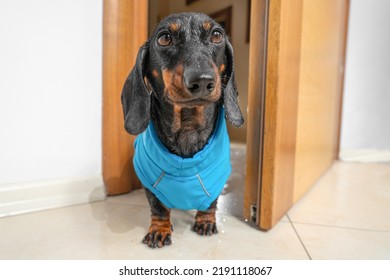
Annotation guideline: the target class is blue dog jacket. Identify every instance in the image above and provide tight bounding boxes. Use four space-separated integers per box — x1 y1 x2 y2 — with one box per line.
133 108 231 211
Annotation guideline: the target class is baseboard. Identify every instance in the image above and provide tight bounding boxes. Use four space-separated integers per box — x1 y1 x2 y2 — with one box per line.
0 175 106 218
339 149 390 163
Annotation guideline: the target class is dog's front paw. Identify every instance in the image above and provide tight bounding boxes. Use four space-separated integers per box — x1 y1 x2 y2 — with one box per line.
193 221 218 236
143 218 173 248
193 211 218 236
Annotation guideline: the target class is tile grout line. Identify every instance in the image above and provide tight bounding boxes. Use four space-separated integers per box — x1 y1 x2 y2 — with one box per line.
290 220 390 233
287 214 312 260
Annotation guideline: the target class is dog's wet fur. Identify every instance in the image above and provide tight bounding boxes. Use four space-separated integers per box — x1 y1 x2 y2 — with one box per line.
121 13 243 248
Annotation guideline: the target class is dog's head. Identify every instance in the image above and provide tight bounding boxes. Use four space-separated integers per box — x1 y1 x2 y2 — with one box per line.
121 13 244 135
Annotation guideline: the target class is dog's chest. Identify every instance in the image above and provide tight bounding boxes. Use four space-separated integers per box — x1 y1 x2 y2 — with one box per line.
174 107 206 132
163 106 217 158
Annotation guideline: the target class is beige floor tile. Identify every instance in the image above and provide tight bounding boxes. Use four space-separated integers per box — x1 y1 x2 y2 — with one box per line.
217 144 246 217
4 150 388 260
288 161 390 231
107 189 149 207
293 223 390 259
0 200 308 260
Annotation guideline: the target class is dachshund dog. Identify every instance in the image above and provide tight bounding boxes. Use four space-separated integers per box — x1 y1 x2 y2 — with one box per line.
121 12 244 248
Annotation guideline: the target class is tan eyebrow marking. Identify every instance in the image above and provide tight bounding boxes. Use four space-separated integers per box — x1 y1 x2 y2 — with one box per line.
169 22 180 32
202 21 212 31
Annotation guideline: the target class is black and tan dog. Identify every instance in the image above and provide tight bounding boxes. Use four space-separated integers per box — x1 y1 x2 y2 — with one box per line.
121 12 243 248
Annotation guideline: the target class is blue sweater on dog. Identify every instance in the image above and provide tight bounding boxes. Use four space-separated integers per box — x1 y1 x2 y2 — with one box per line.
133 108 231 211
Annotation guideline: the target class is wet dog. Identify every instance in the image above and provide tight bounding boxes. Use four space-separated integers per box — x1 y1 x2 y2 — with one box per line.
121 12 243 248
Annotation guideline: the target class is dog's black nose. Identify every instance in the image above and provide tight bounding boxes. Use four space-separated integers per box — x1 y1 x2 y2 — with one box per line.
184 69 216 97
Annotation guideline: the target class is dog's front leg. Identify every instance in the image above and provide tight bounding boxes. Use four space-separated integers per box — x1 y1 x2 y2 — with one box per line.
193 199 218 236
143 188 172 248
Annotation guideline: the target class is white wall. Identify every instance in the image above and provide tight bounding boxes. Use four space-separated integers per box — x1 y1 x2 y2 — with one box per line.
0 0 105 215
340 0 390 161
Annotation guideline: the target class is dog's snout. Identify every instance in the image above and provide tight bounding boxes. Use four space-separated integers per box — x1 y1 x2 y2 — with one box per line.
184 69 216 97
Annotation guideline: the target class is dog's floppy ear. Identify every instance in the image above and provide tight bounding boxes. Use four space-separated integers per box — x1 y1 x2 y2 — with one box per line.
121 43 151 135
223 39 244 127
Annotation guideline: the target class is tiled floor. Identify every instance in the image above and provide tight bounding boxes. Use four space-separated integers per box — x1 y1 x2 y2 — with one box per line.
1 145 389 260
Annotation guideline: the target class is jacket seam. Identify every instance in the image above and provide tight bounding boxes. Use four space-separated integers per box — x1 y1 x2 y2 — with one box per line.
196 174 210 197
153 172 166 188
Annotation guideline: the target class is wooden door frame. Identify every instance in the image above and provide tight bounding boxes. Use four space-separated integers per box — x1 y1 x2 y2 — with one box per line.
243 0 269 223
102 0 148 195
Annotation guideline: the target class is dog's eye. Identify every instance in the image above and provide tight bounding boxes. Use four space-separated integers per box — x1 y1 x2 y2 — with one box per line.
210 30 223 44
157 33 172 46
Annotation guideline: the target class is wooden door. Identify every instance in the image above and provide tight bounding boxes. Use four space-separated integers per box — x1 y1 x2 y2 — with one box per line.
293 0 349 202
244 0 349 229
